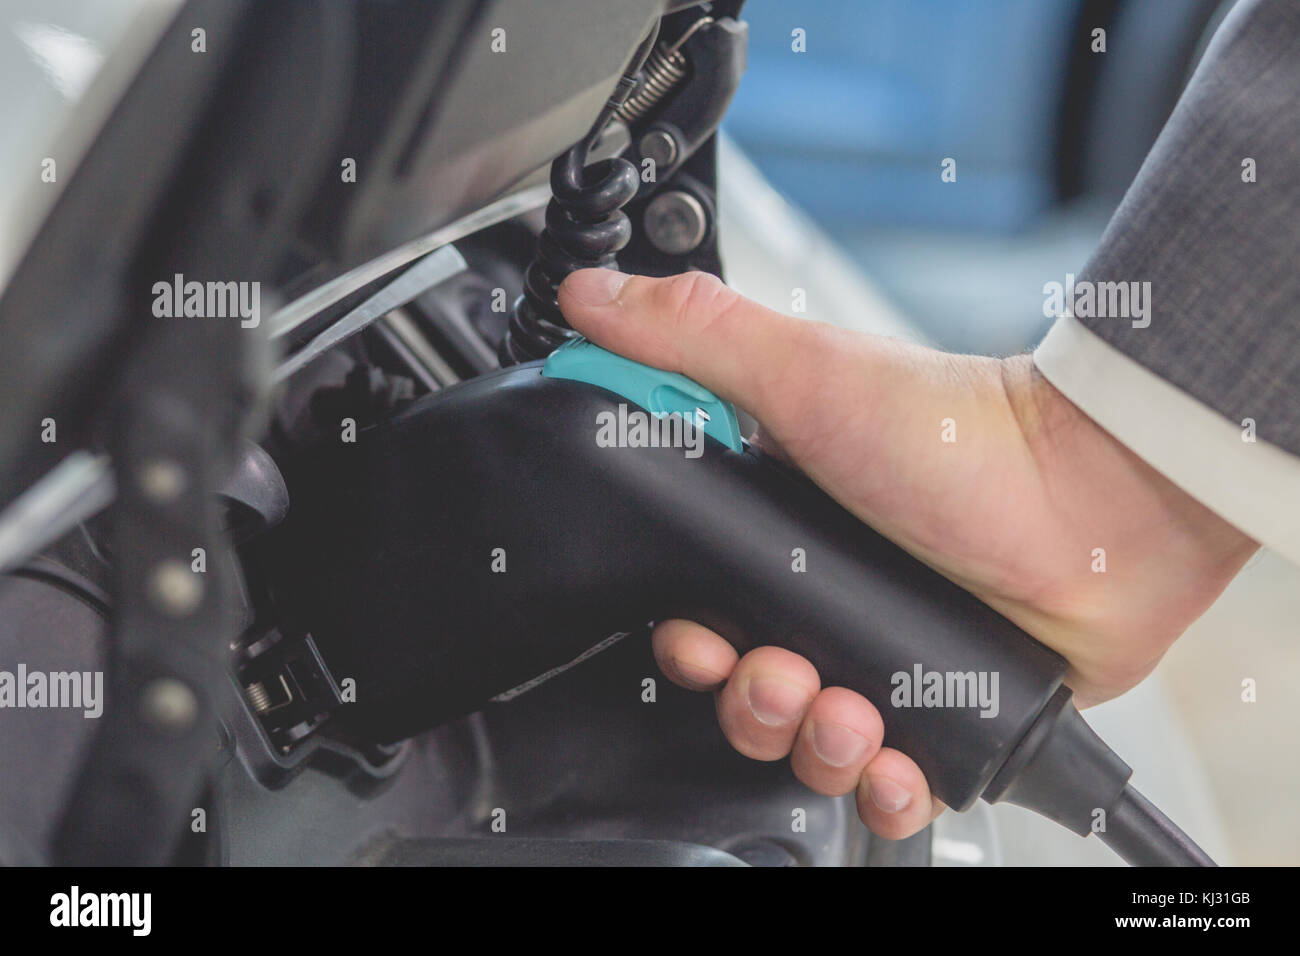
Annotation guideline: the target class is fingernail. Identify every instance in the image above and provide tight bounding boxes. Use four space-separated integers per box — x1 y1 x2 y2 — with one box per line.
670 656 726 688
563 268 630 307
867 775 913 813
747 677 809 726
810 722 870 767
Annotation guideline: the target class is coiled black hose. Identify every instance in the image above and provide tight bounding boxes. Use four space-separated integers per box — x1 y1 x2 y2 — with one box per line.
498 151 641 364
498 23 660 365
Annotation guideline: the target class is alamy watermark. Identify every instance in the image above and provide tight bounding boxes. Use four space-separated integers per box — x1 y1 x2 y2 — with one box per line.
1043 272 1150 329
596 403 705 459
50 886 150 936
0 664 103 718
890 664 999 718
152 273 260 328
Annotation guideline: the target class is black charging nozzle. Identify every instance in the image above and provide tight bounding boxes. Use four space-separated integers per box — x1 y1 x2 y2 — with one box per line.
268 366 1218 868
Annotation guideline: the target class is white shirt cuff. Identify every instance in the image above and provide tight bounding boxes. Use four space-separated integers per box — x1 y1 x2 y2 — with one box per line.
1033 314 1300 566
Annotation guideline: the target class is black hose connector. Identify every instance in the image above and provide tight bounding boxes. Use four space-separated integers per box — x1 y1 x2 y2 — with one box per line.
984 685 1215 866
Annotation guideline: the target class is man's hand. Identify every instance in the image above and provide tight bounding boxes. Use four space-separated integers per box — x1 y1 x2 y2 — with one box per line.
558 268 1257 839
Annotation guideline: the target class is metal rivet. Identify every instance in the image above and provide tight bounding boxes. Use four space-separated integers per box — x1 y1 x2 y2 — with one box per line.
148 559 203 616
137 459 187 503
139 677 199 733
644 190 708 255
638 129 678 170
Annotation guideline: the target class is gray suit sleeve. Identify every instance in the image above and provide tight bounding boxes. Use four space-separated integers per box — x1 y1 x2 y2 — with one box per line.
1070 0 1300 456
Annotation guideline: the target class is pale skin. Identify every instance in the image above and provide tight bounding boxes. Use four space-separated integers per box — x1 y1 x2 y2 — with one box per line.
558 268 1258 839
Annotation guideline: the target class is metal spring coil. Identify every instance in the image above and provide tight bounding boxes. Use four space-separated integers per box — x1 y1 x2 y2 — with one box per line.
244 680 272 714
616 43 688 123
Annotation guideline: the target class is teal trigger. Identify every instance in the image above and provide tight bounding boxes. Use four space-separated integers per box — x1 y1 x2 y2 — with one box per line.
542 337 744 452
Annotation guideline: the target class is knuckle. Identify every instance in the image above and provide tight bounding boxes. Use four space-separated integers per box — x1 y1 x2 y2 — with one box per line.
793 751 857 797
723 723 788 763
662 271 740 335
749 646 820 689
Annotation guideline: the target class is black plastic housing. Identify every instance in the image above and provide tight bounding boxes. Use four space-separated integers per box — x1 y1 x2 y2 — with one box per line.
265 364 1070 812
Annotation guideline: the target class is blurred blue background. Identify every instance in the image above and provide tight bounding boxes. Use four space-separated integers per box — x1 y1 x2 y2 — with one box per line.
723 0 1233 353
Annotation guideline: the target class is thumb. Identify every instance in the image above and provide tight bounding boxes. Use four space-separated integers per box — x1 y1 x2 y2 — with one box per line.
557 268 822 430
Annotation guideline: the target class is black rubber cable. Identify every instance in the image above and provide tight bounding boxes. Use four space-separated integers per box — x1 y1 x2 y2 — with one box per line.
1100 785 1217 867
